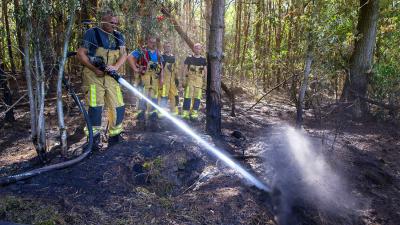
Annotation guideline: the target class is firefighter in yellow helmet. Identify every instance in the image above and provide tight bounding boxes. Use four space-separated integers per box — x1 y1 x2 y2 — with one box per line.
127 36 164 130
77 9 127 150
181 43 207 121
160 41 179 115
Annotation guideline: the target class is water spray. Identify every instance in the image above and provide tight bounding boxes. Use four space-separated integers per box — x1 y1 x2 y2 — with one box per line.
85 55 270 191
119 78 270 192
80 55 270 191
0 55 271 193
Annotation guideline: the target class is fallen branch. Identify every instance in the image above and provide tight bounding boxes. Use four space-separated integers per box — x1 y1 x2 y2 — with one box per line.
246 74 298 112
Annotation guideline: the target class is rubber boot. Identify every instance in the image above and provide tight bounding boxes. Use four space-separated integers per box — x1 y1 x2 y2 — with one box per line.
182 110 190 120
190 110 199 122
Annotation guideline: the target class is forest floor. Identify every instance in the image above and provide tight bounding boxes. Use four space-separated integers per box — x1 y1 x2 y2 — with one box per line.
0 89 399 225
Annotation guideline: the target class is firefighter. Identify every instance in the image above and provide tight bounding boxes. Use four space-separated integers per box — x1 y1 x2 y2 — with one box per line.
127 36 164 129
181 43 207 121
160 41 179 115
77 9 127 149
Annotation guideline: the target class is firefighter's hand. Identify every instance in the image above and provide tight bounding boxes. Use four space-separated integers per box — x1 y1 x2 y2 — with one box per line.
106 65 118 72
159 78 163 86
133 63 141 73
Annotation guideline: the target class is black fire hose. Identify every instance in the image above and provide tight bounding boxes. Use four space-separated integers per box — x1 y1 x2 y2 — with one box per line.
0 52 93 186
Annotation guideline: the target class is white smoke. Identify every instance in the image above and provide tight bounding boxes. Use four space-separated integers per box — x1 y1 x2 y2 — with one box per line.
285 127 349 204
261 125 360 224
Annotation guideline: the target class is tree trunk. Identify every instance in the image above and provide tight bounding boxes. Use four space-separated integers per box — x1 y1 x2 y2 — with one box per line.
23 16 35 130
296 2 315 128
14 0 24 69
341 0 380 118
57 3 76 155
264 0 273 89
204 0 212 47
296 42 313 128
34 42 47 162
22 2 40 159
2 0 16 75
234 0 242 71
206 0 224 136
0 62 15 122
254 0 263 81
239 3 250 81
275 0 283 86
42 15 57 93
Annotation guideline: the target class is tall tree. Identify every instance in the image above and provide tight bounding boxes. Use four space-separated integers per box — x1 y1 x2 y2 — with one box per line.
341 0 380 118
206 0 225 135
34 40 47 162
57 0 77 155
296 10 315 128
2 0 16 74
233 0 242 71
22 0 46 161
14 0 24 68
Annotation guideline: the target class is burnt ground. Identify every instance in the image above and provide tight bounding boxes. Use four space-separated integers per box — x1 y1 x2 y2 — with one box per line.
0 91 399 225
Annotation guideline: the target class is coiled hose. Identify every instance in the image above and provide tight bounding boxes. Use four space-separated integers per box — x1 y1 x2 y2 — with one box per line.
0 52 93 186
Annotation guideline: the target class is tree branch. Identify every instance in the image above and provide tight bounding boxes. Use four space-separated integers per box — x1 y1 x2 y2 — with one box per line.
246 73 298 112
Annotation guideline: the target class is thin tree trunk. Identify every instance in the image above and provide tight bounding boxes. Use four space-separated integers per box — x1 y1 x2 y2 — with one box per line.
33 42 47 162
22 2 38 150
275 0 283 85
57 3 76 155
265 0 273 88
296 43 313 128
254 0 263 81
204 0 212 47
239 4 250 81
296 1 316 128
2 0 16 75
14 0 24 69
0 63 15 122
341 0 380 118
38 47 47 158
234 0 242 66
290 8 299 102
206 0 224 136
42 16 57 93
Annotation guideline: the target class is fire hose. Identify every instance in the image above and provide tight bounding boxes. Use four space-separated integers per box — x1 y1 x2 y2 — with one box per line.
0 52 93 186
1 53 271 193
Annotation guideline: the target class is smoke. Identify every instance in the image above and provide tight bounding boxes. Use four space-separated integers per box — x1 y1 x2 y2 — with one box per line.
262 125 360 225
